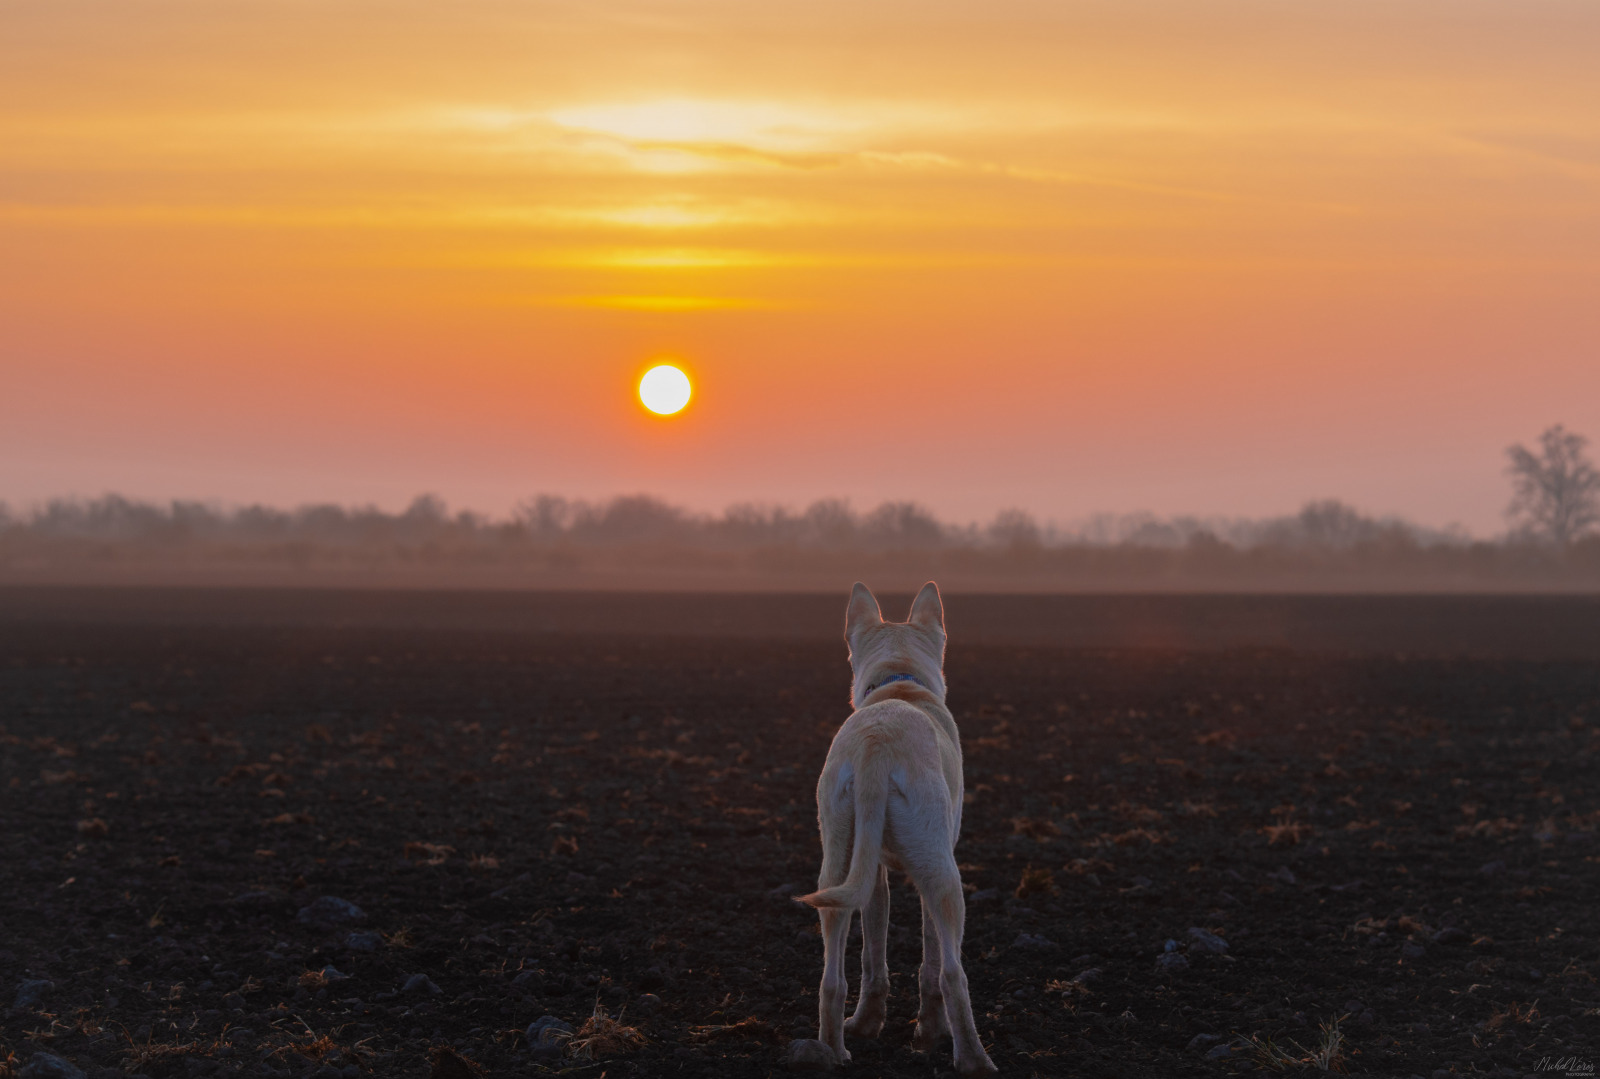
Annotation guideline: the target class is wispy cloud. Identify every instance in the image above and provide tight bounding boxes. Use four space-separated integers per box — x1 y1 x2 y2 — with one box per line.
527 294 785 311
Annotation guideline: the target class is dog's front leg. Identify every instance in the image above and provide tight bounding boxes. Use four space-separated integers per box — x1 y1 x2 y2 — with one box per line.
817 907 853 1064
843 864 890 1038
911 891 952 1052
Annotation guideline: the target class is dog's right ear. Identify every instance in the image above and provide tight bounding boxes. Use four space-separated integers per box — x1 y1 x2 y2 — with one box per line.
845 581 883 641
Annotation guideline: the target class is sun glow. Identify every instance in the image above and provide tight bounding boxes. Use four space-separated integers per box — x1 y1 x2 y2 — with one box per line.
638 364 693 415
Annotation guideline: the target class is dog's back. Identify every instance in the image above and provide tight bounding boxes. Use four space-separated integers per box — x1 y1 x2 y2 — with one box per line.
803 696 962 909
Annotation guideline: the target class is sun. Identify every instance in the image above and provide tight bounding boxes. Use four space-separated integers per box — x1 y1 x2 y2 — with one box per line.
638 364 692 415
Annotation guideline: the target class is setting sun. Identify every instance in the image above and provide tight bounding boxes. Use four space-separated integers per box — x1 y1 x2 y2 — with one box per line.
639 364 692 416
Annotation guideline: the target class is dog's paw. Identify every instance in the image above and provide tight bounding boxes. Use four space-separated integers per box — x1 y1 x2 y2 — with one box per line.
953 1050 998 1076
781 1039 839 1072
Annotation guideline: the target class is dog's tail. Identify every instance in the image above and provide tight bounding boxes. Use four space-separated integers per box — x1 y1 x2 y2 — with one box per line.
794 757 888 910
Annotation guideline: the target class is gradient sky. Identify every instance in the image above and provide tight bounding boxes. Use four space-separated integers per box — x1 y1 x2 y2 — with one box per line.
4 1 1599 534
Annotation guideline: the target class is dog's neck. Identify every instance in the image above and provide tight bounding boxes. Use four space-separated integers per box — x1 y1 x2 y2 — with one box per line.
865 672 923 695
856 676 961 745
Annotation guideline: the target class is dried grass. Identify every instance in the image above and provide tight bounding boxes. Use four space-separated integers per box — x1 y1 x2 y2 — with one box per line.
403 842 455 865
567 1004 646 1060
1239 1013 1348 1072
688 1016 779 1043
1009 816 1062 840
1485 1001 1539 1031
1452 817 1521 839
1112 801 1165 824
1261 820 1311 846
1107 827 1166 847
1015 865 1058 899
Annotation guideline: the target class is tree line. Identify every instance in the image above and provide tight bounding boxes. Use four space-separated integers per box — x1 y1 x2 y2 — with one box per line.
1 425 1595 589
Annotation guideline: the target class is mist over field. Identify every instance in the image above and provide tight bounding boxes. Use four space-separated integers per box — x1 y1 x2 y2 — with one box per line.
3 492 1597 591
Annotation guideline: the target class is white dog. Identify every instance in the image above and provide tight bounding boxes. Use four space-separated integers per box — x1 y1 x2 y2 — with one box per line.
796 581 996 1075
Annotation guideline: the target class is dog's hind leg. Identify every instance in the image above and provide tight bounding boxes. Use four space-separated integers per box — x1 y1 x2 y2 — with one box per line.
843 863 890 1038
916 863 996 1076
817 906 853 1064
911 891 953 1052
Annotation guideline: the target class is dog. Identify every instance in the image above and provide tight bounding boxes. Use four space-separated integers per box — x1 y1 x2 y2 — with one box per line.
795 581 996 1075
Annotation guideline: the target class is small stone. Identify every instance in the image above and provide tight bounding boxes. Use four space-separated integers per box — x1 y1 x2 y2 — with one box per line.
296 896 366 928
229 890 280 909
635 992 661 1015
1478 860 1506 877
767 882 799 899
14 979 54 1011
782 1039 837 1072
1070 967 1102 986
1187 1033 1222 1051
527 1016 573 1046
1011 932 1055 951
1154 952 1189 973
344 931 382 952
1267 866 1296 885
1402 942 1426 959
319 965 351 982
1187 928 1229 954
402 973 441 996
1432 927 1470 946
19 1053 87 1079
1204 1043 1232 1060
1343 999 1364 1015
968 888 1001 903
511 970 537 988
526 1015 572 1062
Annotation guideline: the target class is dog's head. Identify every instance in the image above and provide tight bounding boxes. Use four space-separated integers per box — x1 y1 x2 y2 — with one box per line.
845 581 947 709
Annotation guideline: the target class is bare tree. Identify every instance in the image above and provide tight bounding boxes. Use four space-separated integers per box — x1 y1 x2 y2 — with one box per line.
1505 424 1600 546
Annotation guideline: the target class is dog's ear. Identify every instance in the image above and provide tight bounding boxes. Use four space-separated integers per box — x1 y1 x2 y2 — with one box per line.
909 581 944 630
845 582 883 640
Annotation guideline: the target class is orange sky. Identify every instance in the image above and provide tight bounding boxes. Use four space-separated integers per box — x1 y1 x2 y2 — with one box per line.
4 1 1599 534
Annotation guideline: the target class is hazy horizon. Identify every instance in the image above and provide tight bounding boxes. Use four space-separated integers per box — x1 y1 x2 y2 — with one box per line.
0 487 1479 543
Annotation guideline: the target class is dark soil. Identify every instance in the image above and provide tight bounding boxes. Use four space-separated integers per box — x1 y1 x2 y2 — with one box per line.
2 596 1598 1078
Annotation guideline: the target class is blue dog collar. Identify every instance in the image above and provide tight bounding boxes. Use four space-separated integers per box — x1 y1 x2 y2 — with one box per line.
865 673 925 694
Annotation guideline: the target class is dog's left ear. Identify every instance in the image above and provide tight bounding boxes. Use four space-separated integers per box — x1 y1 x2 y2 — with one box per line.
909 581 944 631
